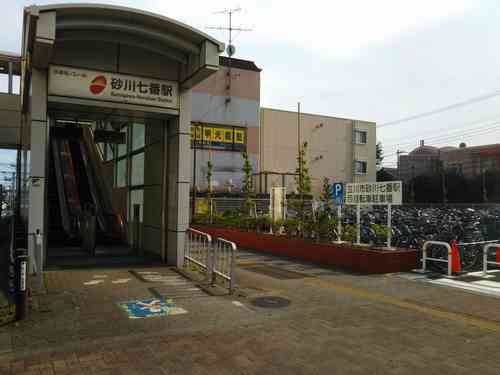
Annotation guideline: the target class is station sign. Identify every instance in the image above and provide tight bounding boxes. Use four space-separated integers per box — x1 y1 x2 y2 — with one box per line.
48 65 179 110
345 181 402 205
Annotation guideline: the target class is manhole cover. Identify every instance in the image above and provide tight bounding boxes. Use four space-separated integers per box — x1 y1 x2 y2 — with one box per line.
251 296 291 308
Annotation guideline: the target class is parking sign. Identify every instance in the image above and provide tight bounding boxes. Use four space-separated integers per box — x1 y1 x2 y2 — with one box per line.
331 183 344 205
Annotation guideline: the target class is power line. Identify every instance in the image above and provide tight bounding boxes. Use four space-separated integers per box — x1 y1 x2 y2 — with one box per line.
383 121 500 151
381 111 500 144
382 126 500 160
379 88 500 128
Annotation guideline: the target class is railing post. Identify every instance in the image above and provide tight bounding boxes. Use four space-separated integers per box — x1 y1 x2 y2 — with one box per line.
229 245 236 294
210 239 216 286
15 248 29 321
422 243 427 272
447 245 452 277
482 243 500 276
483 245 488 276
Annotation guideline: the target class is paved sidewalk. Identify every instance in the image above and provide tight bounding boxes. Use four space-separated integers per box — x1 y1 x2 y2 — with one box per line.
1 252 500 374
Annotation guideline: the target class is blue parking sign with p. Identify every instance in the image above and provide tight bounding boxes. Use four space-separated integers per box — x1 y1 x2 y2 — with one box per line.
332 183 344 205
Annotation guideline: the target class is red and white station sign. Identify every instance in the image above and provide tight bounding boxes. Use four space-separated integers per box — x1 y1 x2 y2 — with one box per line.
48 65 179 110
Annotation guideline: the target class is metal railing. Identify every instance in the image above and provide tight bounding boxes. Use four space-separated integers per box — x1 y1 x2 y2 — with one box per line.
211 237 237 293
184 228 212 272
422 241 452 276
184 228 237 293
483 243 500 276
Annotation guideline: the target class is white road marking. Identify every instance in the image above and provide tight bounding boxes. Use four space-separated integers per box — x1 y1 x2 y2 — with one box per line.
84 280 105 286
429 278 500 298
112 278 132 284
471 280 500 289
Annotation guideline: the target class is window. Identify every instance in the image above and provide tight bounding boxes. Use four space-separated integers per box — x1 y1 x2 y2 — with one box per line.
355 160 367 175
131 123 145 151
105 144 114 161
131 153 145 186
354 130 367 145
129 189 144 222
117 124 128 157
116 159 127 187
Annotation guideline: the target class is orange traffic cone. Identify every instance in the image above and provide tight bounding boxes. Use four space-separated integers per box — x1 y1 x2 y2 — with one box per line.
450 240 461 274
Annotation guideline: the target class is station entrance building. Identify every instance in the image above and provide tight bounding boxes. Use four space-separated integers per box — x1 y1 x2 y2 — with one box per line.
15 4 224 269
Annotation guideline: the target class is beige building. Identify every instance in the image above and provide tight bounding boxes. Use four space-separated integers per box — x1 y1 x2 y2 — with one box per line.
258 108 376 195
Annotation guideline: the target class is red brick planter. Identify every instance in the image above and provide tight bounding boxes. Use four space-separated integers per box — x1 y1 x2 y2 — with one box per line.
193 225 420 274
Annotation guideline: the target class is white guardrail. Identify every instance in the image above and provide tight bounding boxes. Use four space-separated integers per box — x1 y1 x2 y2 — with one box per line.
184 228 237 293
421 241 452 276
483 243 500 276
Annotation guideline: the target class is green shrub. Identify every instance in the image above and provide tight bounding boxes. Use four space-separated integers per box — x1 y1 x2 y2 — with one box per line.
272 219 285 235
255 215 271 232
342 224 358 243
370 223 390 238
284 218 300 237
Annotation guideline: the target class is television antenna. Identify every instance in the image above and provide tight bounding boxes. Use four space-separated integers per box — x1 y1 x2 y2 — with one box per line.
207 8 252 104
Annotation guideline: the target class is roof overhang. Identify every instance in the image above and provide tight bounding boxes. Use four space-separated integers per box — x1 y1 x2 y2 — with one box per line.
21 3 224 110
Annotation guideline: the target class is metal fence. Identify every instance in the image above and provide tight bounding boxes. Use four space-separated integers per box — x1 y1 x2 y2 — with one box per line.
184 228 212 272
184 228 237 293
483 243 500 275
212 238 237 293
421 241 452 276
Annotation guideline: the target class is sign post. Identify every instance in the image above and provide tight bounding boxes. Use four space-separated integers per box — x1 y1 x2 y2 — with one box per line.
337 205 342 242
331 183 344 242
387 204 392 249
356 205 361 245
344 182 403 248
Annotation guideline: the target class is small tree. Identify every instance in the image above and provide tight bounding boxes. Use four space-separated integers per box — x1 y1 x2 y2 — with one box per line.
293 141 311 236
320 177 332 213
241 150 254 216
376 142 384 169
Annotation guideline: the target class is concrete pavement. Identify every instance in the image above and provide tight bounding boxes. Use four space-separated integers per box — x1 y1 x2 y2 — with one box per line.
1 250 500 374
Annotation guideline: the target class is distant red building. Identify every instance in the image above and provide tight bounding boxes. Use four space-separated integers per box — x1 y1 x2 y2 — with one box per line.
398 141 500 181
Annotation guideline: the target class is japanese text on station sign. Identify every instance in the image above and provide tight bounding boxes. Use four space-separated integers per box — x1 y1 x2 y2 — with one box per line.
49 65 179 110
344 181 402 205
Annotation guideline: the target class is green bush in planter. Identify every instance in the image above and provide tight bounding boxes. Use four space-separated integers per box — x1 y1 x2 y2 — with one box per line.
342 224 358 243
255 215 271 232
272 219 285 235
370 223 390 238
284 218 300 237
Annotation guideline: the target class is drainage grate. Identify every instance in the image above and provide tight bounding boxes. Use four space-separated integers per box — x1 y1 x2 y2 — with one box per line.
251 296 291 308
240 264 309 280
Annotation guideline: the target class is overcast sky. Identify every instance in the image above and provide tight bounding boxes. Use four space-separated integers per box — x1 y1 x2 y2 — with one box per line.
2 0 500 170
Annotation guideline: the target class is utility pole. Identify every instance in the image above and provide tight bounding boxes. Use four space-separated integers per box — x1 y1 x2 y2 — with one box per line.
298 102 301 201
396 150 405 180
207 8 252 105
191 126 198 221
481 159 488 203
0 184 3 218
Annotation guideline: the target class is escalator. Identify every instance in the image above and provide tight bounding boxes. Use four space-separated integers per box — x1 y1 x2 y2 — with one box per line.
48 126 126 253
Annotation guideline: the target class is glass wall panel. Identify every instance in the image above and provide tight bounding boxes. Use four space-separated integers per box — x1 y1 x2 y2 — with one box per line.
116 158 127 187
105 144 114 161
129 189 144 221
132 123 145 151
118 124 128 157
131 153 145 186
